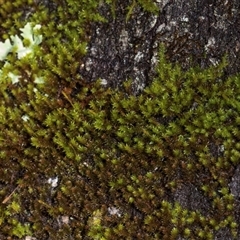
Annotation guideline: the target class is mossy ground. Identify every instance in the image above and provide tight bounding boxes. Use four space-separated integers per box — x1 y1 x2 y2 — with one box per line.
0 0 240 239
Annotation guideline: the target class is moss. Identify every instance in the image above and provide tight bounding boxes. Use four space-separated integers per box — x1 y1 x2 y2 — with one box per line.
0 0 240 239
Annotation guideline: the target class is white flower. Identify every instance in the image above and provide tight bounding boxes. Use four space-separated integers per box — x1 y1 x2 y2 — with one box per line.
0 39 12 61
10 34 32 59
8 72 21 84
20 23 42 46
0 23 44 85
0 23 43 60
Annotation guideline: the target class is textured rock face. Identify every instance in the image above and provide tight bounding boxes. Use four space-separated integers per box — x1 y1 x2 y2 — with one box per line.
174 184 212 216
79 1 160 92
79 0 240 91
230 165 240 199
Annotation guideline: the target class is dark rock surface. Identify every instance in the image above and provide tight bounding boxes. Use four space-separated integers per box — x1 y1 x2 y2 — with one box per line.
79 0 240 92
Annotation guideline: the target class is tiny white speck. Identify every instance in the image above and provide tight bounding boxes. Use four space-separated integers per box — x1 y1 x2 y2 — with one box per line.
61 215 70 224
108 207 121 217
22 115 29 122
181 16 189 22
156 23 166 33
34 76 44 84
25 236 37 240
48 176 58 188
219 145 225 152
100 79 108 85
